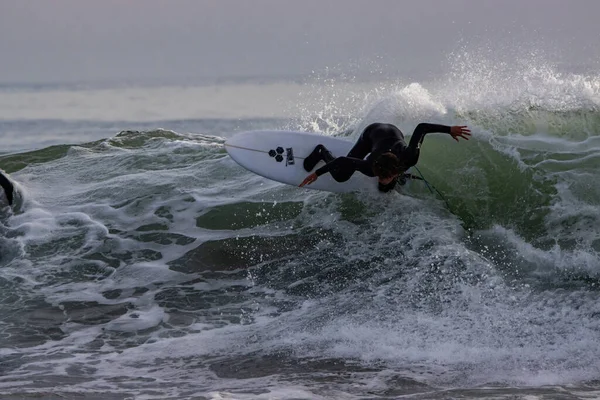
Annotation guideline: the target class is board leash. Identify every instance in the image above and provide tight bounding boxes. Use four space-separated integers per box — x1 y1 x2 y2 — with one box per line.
411 166 453 213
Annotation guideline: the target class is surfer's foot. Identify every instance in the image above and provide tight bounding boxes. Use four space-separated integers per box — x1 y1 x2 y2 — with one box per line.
304 144 333 172
304 145 324 172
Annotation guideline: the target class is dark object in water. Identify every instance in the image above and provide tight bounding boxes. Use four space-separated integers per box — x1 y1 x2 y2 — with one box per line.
0 171 14 205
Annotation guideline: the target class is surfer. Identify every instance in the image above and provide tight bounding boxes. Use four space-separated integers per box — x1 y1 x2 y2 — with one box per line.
0 170 14 206
299 123 471 192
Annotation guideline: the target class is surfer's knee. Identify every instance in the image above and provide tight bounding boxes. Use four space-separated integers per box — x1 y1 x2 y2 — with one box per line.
304 144 329 172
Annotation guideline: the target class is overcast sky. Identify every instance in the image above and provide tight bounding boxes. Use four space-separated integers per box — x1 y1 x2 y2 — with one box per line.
1 0 599 84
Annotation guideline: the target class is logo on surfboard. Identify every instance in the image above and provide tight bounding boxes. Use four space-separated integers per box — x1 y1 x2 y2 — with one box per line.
268 147 294 166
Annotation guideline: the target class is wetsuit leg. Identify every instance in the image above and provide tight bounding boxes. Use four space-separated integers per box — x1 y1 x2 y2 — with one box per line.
0 171 14 206
304 144 335 172
346 124 377 158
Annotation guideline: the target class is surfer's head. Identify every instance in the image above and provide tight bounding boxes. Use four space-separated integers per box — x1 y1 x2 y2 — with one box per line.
372 152 402 184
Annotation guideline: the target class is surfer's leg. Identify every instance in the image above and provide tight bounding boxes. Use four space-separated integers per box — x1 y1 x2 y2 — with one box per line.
346 125 376 159
304 144 335 172
0 171 14 206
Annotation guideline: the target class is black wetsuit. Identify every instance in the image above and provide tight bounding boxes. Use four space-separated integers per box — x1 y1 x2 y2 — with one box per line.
0 171 14 205
304 122 451 192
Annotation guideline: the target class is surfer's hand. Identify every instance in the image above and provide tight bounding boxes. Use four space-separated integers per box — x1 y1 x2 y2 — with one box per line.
450 126 471 142
299 173 318 187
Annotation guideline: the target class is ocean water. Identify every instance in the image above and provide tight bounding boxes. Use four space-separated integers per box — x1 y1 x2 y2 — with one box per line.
1 55 600 399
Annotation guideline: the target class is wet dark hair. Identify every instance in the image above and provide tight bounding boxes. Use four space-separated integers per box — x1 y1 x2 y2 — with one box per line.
372 152 401 179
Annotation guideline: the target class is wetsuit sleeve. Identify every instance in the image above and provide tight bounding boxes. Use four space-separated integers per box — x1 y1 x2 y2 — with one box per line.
315 157 373 178
408 123 452 148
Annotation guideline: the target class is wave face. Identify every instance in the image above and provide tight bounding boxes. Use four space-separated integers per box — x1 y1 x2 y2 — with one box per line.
1 59 600 399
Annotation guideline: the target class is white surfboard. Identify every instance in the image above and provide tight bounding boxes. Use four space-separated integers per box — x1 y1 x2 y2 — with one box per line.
225 130 380 194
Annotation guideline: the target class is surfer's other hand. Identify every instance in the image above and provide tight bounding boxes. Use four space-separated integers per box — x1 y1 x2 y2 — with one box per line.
450 126 471 142
299 173 318 187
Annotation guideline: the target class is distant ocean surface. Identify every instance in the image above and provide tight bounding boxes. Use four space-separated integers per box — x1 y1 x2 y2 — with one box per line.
1 56 600 399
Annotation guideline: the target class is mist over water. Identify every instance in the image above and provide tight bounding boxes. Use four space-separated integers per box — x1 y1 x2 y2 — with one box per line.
1 49 600 398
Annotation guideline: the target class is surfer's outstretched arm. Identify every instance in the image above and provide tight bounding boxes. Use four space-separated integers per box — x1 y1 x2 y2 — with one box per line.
400 124 471 168
408 123 470 149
